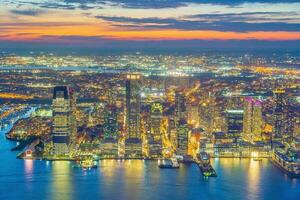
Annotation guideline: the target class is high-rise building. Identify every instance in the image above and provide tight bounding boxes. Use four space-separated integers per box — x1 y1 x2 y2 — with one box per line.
226 109 243 141
52 86 76 156
150 102 163 141
242 97 263 143
147 102 163 158
286 105 296 139
175 91 187 122
103 105 119 140
69 88 77 153
124 74 142 157
274 89 286 138
125 74 141 139
243 97 252 138
252 100 263 140
177 119 189 156
186 102 200 127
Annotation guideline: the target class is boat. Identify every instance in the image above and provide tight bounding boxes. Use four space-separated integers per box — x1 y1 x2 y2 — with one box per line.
158 157 180 169
73 159 98 170
271 150 300 178
196 152 217 177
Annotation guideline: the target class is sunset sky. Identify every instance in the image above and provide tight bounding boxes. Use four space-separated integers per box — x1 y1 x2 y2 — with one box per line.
1 0 300 49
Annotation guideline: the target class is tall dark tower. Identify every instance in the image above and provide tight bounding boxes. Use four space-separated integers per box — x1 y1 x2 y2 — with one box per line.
52 86 76 156
175 91 186 122
124 74 142 157
274 89 286 139
52 86 71 155
125 74 141 139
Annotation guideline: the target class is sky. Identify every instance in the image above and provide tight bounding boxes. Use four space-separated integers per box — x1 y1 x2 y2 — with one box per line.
1 0 300 50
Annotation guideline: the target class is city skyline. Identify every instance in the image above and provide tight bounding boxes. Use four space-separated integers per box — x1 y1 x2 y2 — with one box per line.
1 1 300 200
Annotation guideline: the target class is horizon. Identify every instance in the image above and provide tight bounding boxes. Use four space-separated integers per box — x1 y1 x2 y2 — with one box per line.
1 0 300 49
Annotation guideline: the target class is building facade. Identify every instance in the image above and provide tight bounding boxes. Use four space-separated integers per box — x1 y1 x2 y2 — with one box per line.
52 86 76 156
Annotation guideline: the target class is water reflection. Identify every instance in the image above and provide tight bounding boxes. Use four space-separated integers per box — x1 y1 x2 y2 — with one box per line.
123 160 144 199
24 159 34 190
99 160 118 180
247 159 262 199
50 161 73 200
24 159 33 175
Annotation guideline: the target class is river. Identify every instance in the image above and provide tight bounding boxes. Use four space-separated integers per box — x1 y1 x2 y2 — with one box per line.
0 120 300 200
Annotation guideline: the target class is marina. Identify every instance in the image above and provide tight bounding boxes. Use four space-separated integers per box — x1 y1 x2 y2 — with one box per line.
271 150 300 178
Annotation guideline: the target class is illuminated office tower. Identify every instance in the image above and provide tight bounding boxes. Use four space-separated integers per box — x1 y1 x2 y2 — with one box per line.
148 103 163 158
208 93 218 134
100 105 119 158
150 102 163 141
252 100 263 141
274 89 286 138
243 97 252 139
186 102 200 127
243 97 263 143
103 105 119 140
52 86 76 156
125 74 141 139
175 91 187 122
226 109 243 141
286 105 296 140
177 119 189 156
198 102 211 132
69 88 77 153
124 74 142 157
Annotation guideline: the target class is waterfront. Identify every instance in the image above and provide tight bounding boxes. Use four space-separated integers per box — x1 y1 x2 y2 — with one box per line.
1 129 300 200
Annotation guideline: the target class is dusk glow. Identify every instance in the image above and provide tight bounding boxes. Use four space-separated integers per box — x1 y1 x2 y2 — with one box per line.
1 0 300 47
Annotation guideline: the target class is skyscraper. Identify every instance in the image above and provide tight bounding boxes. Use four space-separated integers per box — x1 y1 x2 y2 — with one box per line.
226 109 243 141
52 86 76 156
124 74 142 157
274 89 286 138
150 102 163 141
252 100 263 140
243 97 252 139
175 91 187 123
177 119 189 156
125 74 141 139
148 102 163 158
69 88 77 153
186 102 200 127
286 105 296 140
103 105 119 140
243 97 263 143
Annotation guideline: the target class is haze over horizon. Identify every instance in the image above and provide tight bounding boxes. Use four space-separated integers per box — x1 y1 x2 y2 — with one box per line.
1 0 300 50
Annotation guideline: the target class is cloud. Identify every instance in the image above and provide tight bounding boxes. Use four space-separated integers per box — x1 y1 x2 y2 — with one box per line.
0 22 88 27
8 0 300 10
9 0 104 10
10 9 47 16
96 14 300 32
68 0 300 9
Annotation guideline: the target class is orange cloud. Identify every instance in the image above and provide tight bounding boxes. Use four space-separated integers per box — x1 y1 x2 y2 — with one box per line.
1 24 300 42
104 30 300 41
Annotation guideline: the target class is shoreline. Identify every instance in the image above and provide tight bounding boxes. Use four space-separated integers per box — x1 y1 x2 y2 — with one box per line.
19 155 271 161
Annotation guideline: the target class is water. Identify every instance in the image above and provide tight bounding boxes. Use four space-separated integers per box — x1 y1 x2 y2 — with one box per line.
1 128 300 199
